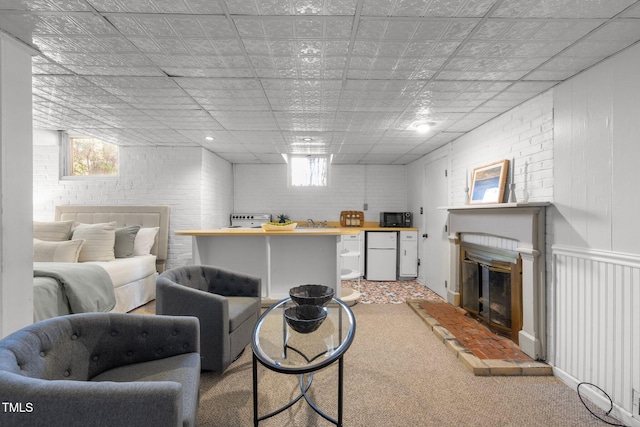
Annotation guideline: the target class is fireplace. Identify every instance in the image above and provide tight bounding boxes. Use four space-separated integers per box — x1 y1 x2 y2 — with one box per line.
460 243 522 343
444 203 548 360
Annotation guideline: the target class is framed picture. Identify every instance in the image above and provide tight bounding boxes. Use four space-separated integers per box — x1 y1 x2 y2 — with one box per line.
469 159 509 204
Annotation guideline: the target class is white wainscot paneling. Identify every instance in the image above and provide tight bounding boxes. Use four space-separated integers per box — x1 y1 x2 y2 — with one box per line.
552 245 640 424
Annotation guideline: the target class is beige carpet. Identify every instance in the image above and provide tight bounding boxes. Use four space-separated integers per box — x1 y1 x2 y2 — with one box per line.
196 303 615 426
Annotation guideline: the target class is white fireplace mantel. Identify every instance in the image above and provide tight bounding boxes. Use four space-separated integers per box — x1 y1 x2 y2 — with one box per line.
442 202 549 360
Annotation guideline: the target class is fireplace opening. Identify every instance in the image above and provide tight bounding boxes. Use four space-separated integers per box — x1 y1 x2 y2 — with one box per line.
460 243 522 343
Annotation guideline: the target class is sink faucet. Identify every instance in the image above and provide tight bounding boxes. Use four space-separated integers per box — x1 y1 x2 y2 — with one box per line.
307 219 316 227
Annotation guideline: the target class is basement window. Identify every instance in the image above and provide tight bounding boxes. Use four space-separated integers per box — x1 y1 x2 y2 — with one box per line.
288 155 329 187
62 133 119 178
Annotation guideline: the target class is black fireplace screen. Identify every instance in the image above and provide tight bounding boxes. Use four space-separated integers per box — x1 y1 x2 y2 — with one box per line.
481 265 512 329
461 260 480 313
460 246 521 342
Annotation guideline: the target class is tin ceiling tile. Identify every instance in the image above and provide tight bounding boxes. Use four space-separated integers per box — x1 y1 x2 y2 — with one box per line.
4 1 640 163
88 0 225 14
18 0 91 11
621 2 640 17
562 40 634 59
504 0 636 19
588 19 640 40
530 20 605 41
224 0 261 15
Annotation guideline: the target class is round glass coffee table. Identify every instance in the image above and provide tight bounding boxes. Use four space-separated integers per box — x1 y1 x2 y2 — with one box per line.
251 297 356 426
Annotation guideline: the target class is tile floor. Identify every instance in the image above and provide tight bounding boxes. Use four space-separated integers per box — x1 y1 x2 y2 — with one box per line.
341 279 442 304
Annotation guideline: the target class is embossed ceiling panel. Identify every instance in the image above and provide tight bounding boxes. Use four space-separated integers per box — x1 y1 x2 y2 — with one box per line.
1 0 640 164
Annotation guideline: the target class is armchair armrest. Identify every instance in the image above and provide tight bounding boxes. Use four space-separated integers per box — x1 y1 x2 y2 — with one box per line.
0 373 183 427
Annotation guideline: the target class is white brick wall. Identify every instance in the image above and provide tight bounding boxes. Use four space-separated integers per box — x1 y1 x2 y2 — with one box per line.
233 163 407 223
32 132 234 268
201 149 233 229
449 91 554 205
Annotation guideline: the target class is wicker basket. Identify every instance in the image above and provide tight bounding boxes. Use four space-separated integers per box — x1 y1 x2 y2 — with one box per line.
340 211 364 227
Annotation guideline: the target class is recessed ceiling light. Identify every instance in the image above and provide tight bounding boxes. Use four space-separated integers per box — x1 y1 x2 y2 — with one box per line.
204 136 214 141
413 122 436 133
291 142 325 146
301 137 313 142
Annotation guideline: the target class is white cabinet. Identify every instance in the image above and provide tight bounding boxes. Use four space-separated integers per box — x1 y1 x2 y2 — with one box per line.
398 231 418 278
340 232 363 281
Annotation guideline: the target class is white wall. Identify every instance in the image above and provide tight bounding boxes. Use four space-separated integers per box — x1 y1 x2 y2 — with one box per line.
32 135 233 268
443 90 554 206
33 138 408 266
0 35 33 336
201 149 234 230
233 163 407 223
551 42 640 425
407 41 640 425
407 90 555 287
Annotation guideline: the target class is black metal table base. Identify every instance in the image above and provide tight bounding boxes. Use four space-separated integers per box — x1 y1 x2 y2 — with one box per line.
253 353 344 426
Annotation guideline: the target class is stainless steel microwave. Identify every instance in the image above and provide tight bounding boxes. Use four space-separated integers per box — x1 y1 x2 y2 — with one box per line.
379 212 412 227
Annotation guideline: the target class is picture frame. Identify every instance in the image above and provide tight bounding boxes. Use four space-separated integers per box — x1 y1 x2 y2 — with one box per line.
469 159 509 204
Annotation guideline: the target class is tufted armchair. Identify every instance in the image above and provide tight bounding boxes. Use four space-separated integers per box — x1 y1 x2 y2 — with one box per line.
0 312 200 427
156 265 261 372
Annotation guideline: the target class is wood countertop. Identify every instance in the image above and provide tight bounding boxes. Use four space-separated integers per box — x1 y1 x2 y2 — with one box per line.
175 223 418 236
175 228 361 236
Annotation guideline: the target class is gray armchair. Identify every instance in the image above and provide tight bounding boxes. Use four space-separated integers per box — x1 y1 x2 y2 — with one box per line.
157 265 261 372
0 312 200 427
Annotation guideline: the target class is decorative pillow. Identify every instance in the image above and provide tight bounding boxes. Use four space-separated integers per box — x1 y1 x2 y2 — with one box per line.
134 227 159 256
114 225 141 258
71 222 117 262
33 238 84 262
33 220 74 241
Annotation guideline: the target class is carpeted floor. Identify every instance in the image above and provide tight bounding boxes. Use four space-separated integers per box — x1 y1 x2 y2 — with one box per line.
133 283 620 425
197 303 619 427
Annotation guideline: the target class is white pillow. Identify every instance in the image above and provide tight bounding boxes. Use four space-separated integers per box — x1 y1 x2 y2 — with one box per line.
72 222 116 262
33 220 74 241
134 227 159 256
33 238 84 263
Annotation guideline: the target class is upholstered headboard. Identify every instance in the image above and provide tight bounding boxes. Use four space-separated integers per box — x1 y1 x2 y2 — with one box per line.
55 205 170 272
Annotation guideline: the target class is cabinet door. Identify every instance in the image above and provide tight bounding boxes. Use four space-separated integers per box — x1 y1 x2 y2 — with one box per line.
399 231 418 277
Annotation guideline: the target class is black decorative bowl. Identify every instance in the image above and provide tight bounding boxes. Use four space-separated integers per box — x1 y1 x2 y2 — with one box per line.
284 305 327 334
289 284 335 306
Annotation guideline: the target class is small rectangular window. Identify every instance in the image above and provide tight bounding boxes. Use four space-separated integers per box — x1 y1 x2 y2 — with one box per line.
62 133 119 177
289 155 329 187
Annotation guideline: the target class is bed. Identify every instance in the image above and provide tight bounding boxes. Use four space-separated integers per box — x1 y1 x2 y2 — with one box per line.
33 205 170 322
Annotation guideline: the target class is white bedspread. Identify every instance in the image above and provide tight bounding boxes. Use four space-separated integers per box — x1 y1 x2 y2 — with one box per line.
87 255 157 289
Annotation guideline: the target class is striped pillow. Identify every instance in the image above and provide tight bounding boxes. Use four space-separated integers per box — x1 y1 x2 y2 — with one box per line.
33 238 84 262
71 222 116 262
33 220 74 241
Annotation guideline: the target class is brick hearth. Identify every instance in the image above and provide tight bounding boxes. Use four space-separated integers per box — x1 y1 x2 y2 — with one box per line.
408 299 552 376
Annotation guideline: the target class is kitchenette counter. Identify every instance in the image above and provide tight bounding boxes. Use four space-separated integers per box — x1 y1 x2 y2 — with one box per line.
175 227 362 236
175 223 417 237
176 223 418 301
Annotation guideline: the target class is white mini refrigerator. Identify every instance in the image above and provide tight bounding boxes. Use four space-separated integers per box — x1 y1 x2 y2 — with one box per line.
366 231 397 281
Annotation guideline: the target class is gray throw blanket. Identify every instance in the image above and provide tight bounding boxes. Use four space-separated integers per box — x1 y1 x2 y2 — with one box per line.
34 262 116 314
